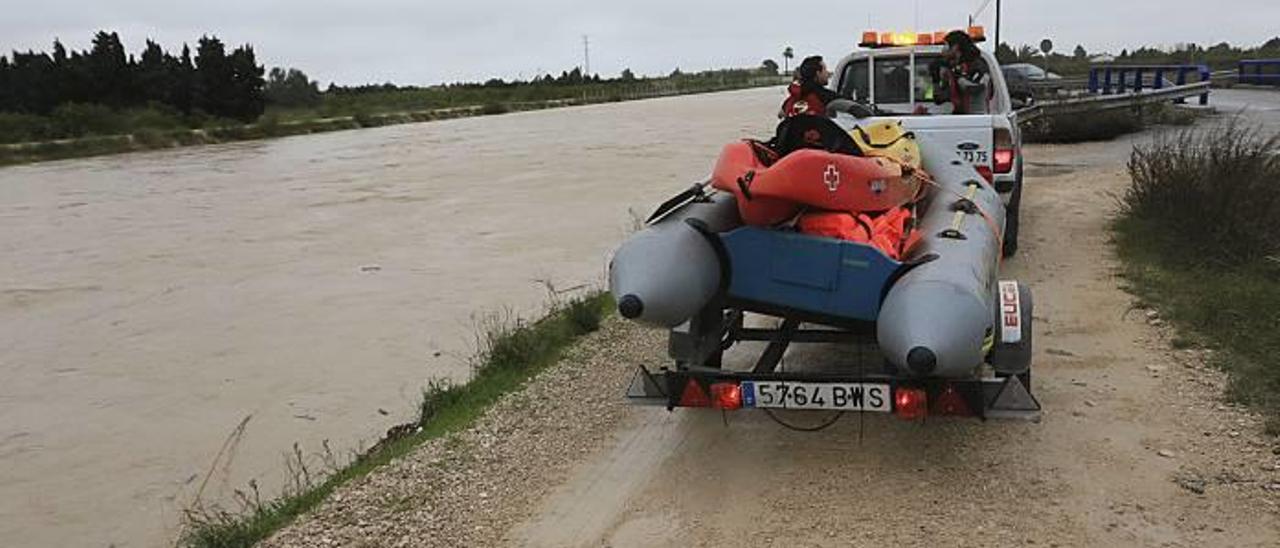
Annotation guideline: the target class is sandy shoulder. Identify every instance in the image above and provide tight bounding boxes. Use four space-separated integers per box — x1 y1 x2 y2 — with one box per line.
261 317 665 547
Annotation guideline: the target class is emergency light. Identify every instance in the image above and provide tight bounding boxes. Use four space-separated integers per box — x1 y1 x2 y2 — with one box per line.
859 26 986 48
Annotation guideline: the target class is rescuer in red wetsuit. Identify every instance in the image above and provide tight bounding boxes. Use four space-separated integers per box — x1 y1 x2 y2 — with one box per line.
780 56 842 118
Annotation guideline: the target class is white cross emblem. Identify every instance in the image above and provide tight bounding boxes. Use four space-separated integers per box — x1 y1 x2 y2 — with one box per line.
823 164 840 192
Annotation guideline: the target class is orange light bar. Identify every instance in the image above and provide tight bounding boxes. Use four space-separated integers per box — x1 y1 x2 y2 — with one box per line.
860 27 985 48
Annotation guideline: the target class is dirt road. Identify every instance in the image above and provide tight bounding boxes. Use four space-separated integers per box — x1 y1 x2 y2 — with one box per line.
506 132 1280 548
516 131 1280 547
269 107 1280 547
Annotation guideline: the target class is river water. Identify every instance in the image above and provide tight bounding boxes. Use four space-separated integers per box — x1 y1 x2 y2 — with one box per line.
0 87 783 547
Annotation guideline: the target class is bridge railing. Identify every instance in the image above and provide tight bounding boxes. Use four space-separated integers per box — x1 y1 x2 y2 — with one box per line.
1238 59 1280 86
1087 64 1211 104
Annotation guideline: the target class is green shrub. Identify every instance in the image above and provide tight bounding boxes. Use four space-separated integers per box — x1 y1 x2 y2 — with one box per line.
49 103 126 138
480 102 509 115
0 112 55 143
1025 108 1143 143
1114 120 1280 434
352 110 378 127
133 128 170 147
123 104 187 131
1120 120 1280 264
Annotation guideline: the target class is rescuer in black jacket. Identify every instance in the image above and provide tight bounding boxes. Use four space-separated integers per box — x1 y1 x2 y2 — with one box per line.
929 30 991 114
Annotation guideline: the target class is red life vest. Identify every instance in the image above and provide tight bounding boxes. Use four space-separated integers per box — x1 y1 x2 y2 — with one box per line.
781 82 828 118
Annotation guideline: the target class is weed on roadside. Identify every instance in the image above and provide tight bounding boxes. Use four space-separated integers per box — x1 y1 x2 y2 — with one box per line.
1113 117 1280 435
1026 102 1207 144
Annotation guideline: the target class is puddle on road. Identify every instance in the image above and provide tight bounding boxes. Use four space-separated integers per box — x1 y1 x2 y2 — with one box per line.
1025 161 1081 178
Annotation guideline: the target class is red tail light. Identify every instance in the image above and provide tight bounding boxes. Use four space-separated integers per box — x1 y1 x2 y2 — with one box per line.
894 387 927 420
993 128 1016 174
679 379 711 407
931 384 973 417
709 382 742 410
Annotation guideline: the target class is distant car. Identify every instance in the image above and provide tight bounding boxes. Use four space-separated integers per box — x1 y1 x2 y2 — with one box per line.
1001 64 1063 105
1003 63 1062 81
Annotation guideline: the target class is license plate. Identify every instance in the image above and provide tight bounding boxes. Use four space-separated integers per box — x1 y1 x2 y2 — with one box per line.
741 381 891 412
955 150 990 164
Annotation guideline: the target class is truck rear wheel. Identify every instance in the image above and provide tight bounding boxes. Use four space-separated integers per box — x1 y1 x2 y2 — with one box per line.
1002 175 1023 257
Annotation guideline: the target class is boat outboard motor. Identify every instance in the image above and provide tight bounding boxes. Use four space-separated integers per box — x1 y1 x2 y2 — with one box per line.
608 190 740 327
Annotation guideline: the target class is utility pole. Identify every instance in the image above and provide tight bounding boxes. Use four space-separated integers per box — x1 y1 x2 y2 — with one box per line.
995 0 1002 53
582 35 590 77
971 0 1000 51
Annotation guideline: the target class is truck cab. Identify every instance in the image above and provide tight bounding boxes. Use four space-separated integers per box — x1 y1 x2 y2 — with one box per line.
829 42 1025 256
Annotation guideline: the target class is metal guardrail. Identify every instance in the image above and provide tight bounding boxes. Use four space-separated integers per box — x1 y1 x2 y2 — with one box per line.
1239 59 1280 86
1026 77 1087 90
1088 64 1210 103
1014 104 1043 124
1020 81 1211 124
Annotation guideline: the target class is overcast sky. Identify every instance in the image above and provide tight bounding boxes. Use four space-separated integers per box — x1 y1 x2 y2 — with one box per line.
4 1 1278 86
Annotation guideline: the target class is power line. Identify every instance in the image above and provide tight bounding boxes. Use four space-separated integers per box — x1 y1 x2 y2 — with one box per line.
972 0 994 20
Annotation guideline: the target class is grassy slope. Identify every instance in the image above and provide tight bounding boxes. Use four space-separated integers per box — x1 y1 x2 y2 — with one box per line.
180 292 613 548
1111 120 1280 434
1113 218 1280 434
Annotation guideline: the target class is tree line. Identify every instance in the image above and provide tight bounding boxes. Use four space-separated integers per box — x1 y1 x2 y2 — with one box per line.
323 65 777 97
0 31 266 121
996 37 1280 75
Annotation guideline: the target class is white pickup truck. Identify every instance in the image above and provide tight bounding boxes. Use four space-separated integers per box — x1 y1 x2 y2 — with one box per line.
829 45 1025 256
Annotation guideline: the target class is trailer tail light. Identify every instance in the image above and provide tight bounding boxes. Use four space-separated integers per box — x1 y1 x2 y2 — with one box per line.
679 379 711 407
931 384 974 417
894 387 927 420
994 128 1016 174
709 382 742 410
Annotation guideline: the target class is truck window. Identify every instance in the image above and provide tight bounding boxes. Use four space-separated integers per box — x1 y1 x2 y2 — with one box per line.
839 55 943 109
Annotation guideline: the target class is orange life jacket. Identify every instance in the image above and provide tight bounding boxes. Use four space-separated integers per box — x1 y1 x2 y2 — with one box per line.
796 206 918 260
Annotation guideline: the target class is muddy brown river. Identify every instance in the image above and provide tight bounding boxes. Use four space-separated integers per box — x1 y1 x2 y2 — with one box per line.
0 87 784 547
